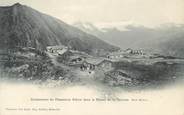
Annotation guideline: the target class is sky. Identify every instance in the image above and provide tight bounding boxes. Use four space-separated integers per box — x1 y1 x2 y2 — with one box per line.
0 0 184 28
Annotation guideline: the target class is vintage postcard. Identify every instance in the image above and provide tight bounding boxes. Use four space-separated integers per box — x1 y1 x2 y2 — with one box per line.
0 0 184 115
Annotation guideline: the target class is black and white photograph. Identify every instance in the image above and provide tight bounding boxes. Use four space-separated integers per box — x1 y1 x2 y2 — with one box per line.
0 0 184 115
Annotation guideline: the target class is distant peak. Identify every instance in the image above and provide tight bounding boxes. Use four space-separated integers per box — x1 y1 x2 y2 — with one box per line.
0 3 23 9
12 3 24 8
13 3 21 6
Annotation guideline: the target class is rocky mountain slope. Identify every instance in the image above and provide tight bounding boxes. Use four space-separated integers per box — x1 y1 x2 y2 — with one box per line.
0 3 119 55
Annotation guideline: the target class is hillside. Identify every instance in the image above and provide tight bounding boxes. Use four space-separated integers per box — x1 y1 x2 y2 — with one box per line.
0 3 119 55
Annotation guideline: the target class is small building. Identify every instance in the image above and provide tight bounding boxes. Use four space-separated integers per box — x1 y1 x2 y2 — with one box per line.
46 45 68 55
125 48 145 55
105 70 132 86
69 57 104 71
80 61 95 71
81 58 104 71
125 48 133 54
68 55 85 65
70 57 83 64
97 60 114 71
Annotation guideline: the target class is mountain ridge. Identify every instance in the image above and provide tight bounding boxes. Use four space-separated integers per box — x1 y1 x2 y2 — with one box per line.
0 3 119 55
74 22 184 57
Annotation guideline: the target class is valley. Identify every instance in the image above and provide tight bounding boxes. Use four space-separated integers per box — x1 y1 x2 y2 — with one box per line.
0 3 183 89
1 45 184 88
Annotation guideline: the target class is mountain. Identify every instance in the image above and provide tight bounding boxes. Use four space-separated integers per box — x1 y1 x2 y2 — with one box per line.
73 22 157 49
74 22 184 57
0 3 119 55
